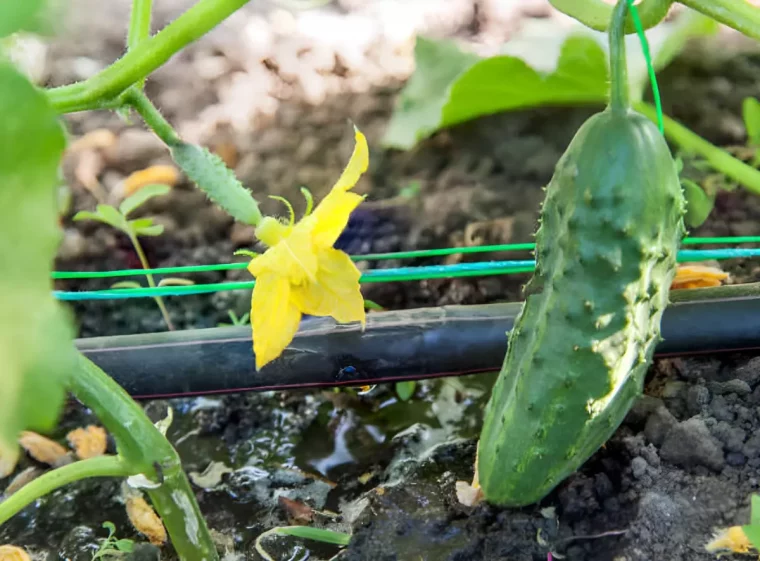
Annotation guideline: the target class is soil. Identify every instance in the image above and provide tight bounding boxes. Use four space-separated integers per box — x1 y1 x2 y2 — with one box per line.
3 1 760 560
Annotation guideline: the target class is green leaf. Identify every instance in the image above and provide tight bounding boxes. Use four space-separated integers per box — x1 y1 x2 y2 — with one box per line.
382 37 480 149
0 0 46 38
234 249 258 259
0 61 75 475
114 539 134 552
133 224 164 237
128 218 154 230
743 97 760 146
73 205 127 232
743 524 760 550
170 142 261 225
102 521 116 536
119 184 171 217
363 299 385 311
681 179 714 228
751 494 760 526
395 381 416 401
384 12 717 150
111 281 143 289
274 526 351 546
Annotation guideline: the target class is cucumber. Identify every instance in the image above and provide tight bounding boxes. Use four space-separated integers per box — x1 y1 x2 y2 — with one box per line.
477 0 686 507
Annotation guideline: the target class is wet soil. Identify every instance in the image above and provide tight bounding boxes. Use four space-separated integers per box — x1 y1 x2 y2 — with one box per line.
3 1 760 560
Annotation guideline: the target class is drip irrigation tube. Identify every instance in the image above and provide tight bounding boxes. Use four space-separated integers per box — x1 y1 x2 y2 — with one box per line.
77 286 760 399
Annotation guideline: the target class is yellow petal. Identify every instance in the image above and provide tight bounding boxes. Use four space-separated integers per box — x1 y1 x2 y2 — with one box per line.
251 273 302 369
311 190 365 248
291 248 365 325
249 221 319 285
331 127 369 193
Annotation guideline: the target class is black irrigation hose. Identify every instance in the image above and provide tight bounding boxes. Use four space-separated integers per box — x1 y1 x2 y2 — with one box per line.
75 286 760 400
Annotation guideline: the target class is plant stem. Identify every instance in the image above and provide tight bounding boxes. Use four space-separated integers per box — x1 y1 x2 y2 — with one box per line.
123 88 181 146
128 0 153 51
635 102 760 195
609 0 631 113
46 0 250 113
680 0 760 42
128 231 175 331
128 0 153 90
71 354 219 560
0 455 129 526
549 0 672 33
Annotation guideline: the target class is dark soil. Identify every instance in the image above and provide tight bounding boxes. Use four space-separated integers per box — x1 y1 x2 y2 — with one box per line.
3 1 760 560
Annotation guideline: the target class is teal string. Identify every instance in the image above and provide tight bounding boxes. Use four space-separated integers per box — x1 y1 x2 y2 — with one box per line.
53 247 760 301
627 0 664 134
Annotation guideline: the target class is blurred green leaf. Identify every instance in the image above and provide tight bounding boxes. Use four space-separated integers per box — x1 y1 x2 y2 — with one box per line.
743 97 760 146
0 0 46 38
119 183 171 217
395 381 416 401
115 539 134 552
681 179 714 228
743 524 760 550
384 12 717 150
128 217 154 230
363 299 385 311
73 205 127 232
751 494 760 526
0 61 74 475
273 526 351 546
133 224 164 237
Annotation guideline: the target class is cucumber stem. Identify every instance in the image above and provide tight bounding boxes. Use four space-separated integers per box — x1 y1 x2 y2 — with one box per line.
609 0 630 112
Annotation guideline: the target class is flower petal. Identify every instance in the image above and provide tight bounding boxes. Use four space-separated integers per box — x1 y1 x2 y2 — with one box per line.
251 273 302 369
291 248 365 325
249 220 319 284
311 190 364 248
331 127 369 193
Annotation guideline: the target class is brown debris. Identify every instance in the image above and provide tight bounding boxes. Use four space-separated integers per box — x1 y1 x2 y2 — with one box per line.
66 425 108 459
18 431 71 467
126 494 167 546
671 264 730 290
3 467 44 496
278 496 315 525
122 165 180 196
0 545 31 561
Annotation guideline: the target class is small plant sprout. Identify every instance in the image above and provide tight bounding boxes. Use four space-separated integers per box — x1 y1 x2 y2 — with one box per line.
73 183 191 330
92 522 135 560
217 310 250 327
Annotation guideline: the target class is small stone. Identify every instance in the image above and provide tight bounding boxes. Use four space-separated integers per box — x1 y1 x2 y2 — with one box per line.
710 395 734 422
711 379 752 396
660 418 725 472
631 457 648 479
685 385 710 415
735 356 760 387
743 434 760 459
726 452 747 466
644 406 677 447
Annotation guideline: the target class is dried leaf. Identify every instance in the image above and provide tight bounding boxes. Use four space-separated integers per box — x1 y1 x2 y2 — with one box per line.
278 496 314 525
123 165 180 196
18 431 69 466
4 466 44 496
188 461 232 490
671 264 729 290
66 129 117 154
0 545 31 561
126 494 167 546
66 425 107 459
73 149 107 201
455 480 483 507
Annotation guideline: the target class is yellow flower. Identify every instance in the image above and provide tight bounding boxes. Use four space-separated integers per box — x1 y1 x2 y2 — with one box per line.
247 127 369 369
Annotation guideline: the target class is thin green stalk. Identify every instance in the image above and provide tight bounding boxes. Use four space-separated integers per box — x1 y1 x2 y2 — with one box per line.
609 0 631 112
0 455 129 526
549 0 673 32
128 231 175 330
122 88 181 145
635 101 760 195
128 0 153 50
71 354 219 560
46 0 250 113
128 0 153 90
680 0 760 42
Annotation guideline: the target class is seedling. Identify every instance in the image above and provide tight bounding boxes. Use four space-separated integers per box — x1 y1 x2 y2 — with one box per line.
91 522 135 560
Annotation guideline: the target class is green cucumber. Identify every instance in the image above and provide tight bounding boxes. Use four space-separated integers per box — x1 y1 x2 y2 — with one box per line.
477 0 686 507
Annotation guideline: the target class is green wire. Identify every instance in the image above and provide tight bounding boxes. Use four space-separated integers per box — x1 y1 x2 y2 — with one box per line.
51 236 760 280
627 0 664 134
